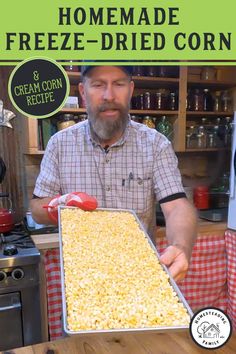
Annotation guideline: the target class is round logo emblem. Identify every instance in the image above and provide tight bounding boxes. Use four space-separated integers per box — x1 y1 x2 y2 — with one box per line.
8 57 70 118
190 307 232 350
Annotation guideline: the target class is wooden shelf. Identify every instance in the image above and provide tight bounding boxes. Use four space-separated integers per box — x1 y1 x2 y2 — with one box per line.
23 66 236 156
58 108 179 116
132 76 179 88
130 110 178 116
60 107 86 113
186 111 233 116
187 79 236 89
67 71 81 85
66 71 179 88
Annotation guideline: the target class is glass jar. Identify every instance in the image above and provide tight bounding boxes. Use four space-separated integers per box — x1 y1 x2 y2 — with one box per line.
142 116 155 129
156 116 173 141
132 66 144 76
168 92 178 110
131 115 143 123
143 92 154 110
206 133 215 148
146 66 158 77
154 90 168 110
224 116 232 146
221 90 232 112
136 94 144 110
192 89 204 111
186 89 192 111
198 125 207 148
57 114 76 131
200 66 216 81
203 89 214 111
213 91 222 112
186 133 192 149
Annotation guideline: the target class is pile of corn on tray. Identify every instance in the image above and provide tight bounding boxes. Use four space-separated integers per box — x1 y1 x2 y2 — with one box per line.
59 207 192 334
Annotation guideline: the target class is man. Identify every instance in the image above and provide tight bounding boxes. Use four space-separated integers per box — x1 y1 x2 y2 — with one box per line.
31 65 197 282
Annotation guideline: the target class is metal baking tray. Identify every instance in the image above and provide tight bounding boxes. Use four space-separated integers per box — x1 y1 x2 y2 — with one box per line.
58 206 193 335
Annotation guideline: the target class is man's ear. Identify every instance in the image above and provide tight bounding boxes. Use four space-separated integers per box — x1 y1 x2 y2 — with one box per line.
78 82 85 102
129 80 135 99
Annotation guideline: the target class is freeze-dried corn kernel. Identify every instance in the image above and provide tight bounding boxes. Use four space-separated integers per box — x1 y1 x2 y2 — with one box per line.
60 208 190 331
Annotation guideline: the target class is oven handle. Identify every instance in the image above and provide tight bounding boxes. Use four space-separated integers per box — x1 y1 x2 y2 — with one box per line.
0 303 21 312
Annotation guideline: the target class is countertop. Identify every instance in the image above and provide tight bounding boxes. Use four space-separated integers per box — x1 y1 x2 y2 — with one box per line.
10 330 236 354
31 220 227 250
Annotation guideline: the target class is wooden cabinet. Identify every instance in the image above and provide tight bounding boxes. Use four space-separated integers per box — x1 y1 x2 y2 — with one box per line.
22 66 236 154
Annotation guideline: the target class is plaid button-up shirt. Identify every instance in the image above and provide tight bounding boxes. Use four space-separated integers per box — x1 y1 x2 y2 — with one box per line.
34 119 184 238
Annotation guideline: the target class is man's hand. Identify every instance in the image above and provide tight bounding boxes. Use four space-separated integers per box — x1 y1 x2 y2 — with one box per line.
45 192 98 224
159 245 189 282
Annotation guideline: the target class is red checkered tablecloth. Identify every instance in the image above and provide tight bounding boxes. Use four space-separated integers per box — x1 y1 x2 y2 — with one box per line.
225 230 236 330
45 232 234 340
156 235 227 313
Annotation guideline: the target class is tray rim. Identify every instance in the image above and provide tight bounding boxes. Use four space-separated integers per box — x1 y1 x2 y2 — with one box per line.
58 206 193 335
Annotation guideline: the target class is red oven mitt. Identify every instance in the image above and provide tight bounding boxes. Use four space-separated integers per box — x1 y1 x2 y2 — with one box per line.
44 192 98 224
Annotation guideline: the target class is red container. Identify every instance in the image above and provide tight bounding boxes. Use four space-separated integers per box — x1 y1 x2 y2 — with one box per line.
193 186 209 210
0 207 14 233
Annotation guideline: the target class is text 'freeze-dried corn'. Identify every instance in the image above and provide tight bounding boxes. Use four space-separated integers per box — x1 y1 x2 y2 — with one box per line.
60 208 190 331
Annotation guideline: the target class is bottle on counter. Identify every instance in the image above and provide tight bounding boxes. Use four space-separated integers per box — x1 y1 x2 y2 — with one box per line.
193 186 209 209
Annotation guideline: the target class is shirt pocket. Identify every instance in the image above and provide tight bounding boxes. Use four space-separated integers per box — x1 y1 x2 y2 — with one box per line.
119 174 153 213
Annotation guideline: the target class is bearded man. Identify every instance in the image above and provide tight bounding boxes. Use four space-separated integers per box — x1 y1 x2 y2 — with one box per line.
31 65 197 281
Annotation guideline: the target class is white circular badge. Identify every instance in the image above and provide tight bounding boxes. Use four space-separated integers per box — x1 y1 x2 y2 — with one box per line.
190 307 232 350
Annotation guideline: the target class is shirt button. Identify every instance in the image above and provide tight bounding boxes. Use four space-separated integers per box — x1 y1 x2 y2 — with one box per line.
106 158 110 163
106 186 111 191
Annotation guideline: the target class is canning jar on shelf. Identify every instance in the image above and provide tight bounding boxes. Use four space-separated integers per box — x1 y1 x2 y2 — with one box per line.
57 114 76 131
221 90 232 112
192 89 204 111
142 116 155 129
156 116 173 141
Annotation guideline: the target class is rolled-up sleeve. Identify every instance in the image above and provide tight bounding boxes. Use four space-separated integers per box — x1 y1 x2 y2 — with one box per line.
33 135 61 197
153 136 185 202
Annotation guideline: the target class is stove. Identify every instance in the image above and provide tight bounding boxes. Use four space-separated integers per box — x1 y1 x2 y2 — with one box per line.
0 222 43 351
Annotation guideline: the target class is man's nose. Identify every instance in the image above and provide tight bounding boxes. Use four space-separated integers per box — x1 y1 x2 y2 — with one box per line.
103 84 115 101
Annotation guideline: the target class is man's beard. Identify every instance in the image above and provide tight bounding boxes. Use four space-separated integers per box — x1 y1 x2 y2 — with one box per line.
88 102 130 141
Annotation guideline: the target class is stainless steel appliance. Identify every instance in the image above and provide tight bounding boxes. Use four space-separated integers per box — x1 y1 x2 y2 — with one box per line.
0 223 42 351
228 112 236 230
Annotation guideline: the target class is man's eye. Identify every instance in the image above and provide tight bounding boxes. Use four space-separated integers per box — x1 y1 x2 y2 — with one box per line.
92 83 103 88
116 82 126 86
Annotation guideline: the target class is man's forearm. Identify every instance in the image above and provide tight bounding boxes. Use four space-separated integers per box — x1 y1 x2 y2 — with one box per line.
162 199 198 260
30 197 53 225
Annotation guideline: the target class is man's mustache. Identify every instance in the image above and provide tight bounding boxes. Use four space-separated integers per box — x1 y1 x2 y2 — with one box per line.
99 103 122 112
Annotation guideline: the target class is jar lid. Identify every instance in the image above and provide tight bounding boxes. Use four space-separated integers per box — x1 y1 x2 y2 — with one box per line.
58 113 75 121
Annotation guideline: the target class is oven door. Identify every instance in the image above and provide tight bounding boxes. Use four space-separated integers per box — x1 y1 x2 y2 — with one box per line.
0 292 23 351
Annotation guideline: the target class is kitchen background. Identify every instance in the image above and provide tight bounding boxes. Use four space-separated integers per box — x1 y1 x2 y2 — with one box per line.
0 64 236 222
